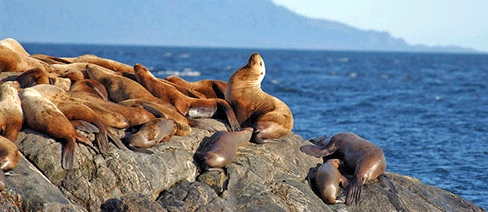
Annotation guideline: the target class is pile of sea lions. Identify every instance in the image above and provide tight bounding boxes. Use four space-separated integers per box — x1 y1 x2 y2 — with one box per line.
0 38 386 206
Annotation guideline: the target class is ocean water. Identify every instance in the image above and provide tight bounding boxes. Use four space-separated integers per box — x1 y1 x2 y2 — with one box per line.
24 43 488 209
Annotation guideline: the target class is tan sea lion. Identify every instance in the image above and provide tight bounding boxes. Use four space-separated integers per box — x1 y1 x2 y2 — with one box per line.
0 81 23 141
225 52 293 143
50 63 90 82
127 118 177 154
300 133 387 205
0 45 53 73
134 64 240 132
165 75 227 99
62 54 134 73
20 87 93 170
30 54 71 65
195 128 253 169
0 38 29 56
86 64 191 135
0 135 20 190
314 159 349 204
16 67 56 88
69 79 109 100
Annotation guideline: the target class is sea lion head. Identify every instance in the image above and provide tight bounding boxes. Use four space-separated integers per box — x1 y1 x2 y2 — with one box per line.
325 159 341 169
246 52 266 83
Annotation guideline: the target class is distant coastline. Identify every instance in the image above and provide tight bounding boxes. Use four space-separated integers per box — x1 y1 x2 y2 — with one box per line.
1 0 484 54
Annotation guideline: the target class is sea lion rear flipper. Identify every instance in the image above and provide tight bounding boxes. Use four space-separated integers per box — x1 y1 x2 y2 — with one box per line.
107 127 128 150
300 145 332 158
95 128 109 155
61 139 75 170
345 177 363 205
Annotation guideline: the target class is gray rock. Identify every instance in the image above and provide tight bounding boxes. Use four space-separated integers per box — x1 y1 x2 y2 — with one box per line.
5 118 485 212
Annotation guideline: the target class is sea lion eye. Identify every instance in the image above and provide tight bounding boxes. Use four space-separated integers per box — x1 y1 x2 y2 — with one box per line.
260 62 263 66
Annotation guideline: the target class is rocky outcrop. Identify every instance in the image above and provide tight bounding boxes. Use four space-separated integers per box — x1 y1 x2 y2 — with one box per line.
3 118 485 212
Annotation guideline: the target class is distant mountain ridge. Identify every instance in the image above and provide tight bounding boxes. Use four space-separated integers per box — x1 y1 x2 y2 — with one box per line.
0 0 481 53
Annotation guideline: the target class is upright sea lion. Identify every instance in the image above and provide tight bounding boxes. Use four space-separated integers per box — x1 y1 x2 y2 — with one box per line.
314 159 349 204
0 135 20 190
126 118 177 153
62 54 134 73
134 64 240 132
86 64 191 135
195 128 253 169
20 88 92 170
0 81 23 141
164 76 225 99
225 53 293 143
300 133 387 205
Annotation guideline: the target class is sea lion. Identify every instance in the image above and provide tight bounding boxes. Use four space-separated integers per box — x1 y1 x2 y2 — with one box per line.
165 75 227 99
0 45 53 73
195 128 253 169
134 64 240 132
0 38 29 56
126 118 177 153
30 54 71 65
62 54 134 73
69 79 109 100
300 133 387 205
0 135 20 190
314 159 349 204
0 81 23 141
85 64 191 135
20 87 92 170
225 52 293 143
16 67 57 88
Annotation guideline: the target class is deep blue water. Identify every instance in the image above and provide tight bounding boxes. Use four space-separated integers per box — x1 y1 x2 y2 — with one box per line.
24 43 488 209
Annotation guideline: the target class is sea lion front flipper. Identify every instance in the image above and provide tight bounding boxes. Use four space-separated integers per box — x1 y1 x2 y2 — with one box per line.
300 145 333 158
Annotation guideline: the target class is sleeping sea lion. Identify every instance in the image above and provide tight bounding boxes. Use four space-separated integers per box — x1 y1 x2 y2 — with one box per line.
0 81 23 141
195 128 253 169
134 63 240 132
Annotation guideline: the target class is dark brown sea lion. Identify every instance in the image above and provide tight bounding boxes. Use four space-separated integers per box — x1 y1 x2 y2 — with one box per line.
0 135 20 190
195 127 253 169
85 64 191 135
315 159 349 204
62 54 134 73
165 75 226 99
126 118 177 154
0 81 23 141
300 132 387 205
225 52 293 143
134 64 240 132
20 87 92 170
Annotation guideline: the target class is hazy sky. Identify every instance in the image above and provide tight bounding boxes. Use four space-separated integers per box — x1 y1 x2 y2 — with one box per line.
272 0 488 52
